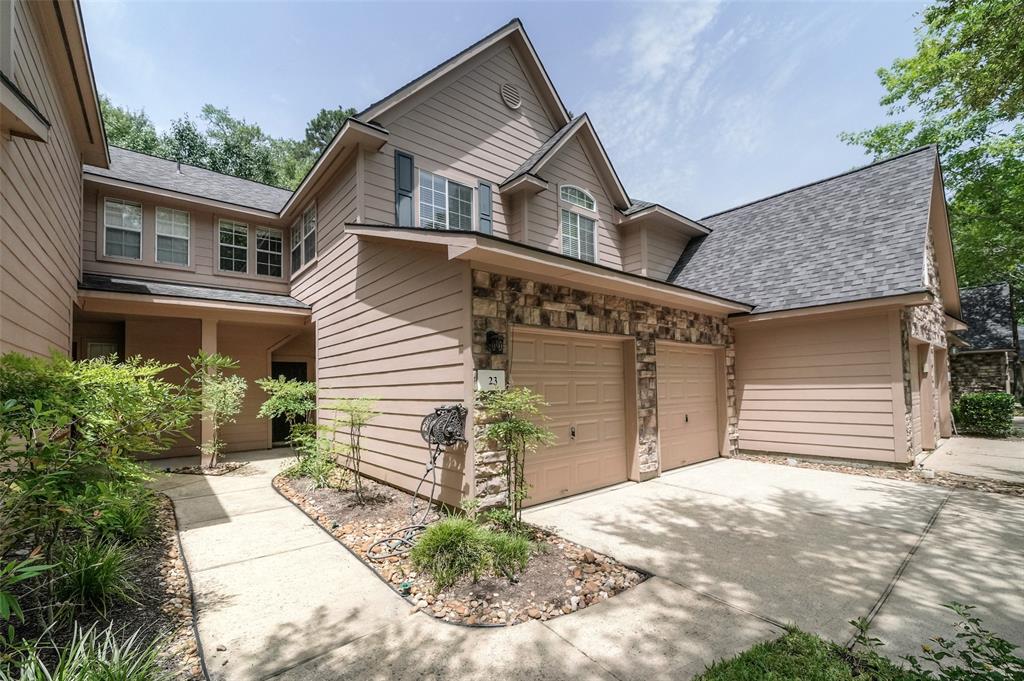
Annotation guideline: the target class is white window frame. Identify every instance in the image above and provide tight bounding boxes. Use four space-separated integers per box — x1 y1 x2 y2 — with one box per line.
218 219 249 274
560 185 596 211
417 169 474 231
290 223 302 274
256 227 284 278
102 197 143 261
290 204 317 277
154 206 190 266
560 208 597 263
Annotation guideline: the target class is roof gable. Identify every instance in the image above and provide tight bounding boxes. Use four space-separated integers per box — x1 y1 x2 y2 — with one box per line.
671 146 939 314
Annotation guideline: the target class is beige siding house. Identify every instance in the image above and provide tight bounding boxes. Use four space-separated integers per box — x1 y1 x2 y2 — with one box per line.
2 13 965 507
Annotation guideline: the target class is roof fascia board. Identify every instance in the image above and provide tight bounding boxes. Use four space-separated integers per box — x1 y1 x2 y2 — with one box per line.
528 115 630 209
84 174 281 221
618 205 710 236
729 291 933 325
944 313 967 332
499 173 548 195
358 20 570 127
345 224 751 314
280 119 388 220
928 156 962 316
77 289 312 322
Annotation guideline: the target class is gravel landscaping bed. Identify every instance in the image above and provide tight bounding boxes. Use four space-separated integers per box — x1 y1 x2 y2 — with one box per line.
736 452 1024 497
274 475 647 626
166 461 248 476
12 494 202 680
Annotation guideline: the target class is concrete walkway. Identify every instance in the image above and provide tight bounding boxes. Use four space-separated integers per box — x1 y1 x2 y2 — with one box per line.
154 451 1023 680
153 451 779 681
921 435 1024 483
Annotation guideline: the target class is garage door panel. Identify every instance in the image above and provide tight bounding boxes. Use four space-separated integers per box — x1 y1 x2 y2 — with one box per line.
514 329 628 506
657 343 720 471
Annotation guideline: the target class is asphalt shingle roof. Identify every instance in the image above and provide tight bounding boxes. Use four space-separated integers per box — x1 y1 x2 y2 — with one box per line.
623 200 656 215
958 283 1017 351
80 273 310 309
670 146 938 314
84 147 293 213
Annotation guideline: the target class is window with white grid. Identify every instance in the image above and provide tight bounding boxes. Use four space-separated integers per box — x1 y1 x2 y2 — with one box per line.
103 198 142 260
219 220 248 273
419 170 472 230
560 185 596 211
256 228 283 277
155 207 190 265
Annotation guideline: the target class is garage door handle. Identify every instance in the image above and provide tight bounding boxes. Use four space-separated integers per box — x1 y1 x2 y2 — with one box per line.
685 414 689 423
570 425 576 440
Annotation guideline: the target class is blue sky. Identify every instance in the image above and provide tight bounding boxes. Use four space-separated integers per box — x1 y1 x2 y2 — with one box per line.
81 1 925 217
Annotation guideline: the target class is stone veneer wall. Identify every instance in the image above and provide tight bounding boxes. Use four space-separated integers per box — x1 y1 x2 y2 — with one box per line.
950 352 1011 399
470 270 735 506
901 232 947 456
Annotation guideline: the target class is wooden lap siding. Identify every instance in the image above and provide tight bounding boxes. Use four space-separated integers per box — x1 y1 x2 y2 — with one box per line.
361 44 556 233
1 2 83 356
734 312 900 462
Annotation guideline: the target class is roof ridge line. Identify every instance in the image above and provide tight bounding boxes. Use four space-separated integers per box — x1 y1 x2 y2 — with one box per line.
107 145 294 193
701 144 938 221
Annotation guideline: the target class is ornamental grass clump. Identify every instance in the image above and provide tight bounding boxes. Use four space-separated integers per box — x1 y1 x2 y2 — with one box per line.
410 517 533 590
54 538 136 615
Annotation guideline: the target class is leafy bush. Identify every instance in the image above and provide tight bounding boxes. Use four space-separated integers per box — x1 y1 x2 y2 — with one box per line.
953 392 1015 437
190 352 247 468
256 377 316 445
6 623 169 681
410 518 532 590
482 507 525 536
281 443 345 489
1 554 50 644
54 539 136 615
74 482 157 543
903 602 1024 679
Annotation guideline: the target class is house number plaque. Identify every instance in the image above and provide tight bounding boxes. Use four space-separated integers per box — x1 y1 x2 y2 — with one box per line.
475 369 506 392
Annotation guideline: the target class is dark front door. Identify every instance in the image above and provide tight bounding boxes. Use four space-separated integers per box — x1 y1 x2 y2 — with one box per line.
270 361 308 444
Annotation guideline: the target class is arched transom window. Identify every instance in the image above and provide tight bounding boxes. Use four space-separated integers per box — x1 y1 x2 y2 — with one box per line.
559 185 596 211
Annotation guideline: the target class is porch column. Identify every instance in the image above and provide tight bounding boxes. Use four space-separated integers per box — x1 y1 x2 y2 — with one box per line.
199 317 218 467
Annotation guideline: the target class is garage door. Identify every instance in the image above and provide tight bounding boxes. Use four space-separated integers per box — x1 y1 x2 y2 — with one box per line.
657 343 720 470
512 329 628 506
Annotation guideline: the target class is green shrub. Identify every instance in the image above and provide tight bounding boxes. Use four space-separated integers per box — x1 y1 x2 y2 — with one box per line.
7 623 169 681
953 392 1015 437
485 531 530 578
281 444 344 489
75 482 157 543
410 518 489 589
54 539 136 614
902 602 1024 679
410 518 532 590
482 507 525 535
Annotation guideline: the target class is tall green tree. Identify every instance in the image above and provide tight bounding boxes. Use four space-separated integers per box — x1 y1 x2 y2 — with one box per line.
304 106 356 157
99 95 162 155
841 0 1024 321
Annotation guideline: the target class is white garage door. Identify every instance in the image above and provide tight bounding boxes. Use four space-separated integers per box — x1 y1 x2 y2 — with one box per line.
512 329 628 506
657 343 720 470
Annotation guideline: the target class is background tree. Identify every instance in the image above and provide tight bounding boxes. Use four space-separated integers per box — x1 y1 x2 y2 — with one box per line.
841 0 1024 321
303 106 356 158
99 96 161 155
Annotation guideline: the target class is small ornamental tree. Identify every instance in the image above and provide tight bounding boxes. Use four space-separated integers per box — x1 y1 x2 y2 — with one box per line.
189 352 247 468
327 397 378 503
478 387 554 521
255 377 317 451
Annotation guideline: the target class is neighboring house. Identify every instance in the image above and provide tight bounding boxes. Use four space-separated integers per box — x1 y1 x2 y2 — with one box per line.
2 13 963 507
950 283 1019 400
1 0 108 357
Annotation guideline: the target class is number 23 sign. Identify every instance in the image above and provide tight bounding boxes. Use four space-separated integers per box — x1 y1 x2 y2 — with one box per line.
475 370 506 392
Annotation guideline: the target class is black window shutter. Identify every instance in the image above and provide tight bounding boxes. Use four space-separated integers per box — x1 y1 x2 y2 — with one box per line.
395 150 414 226
478 181 493 234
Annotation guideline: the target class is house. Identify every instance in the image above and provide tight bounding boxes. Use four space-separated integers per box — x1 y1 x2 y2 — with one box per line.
1 11 962 507
950 283 1019 400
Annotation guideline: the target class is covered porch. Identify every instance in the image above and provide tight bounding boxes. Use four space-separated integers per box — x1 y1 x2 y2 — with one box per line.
75 275 314 458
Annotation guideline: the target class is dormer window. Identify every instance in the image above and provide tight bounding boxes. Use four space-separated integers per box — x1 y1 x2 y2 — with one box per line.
419 170 473 230
560 185 596 211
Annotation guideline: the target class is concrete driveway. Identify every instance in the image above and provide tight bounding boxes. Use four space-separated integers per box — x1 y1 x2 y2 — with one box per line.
525 458 1024 661
921 435 1024 483
157 452 1022 680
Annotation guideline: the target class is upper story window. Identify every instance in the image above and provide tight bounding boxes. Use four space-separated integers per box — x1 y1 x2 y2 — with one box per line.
219 220 248 273
561 209 596 263
419 170 472 230
155 207 190 266
291 205 317 274
103 198 143 260
560 185 596 211
256 227 283 277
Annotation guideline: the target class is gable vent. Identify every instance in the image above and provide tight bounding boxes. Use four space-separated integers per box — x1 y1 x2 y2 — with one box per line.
499 83 522 110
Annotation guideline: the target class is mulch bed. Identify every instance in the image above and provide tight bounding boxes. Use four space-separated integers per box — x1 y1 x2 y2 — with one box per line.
274 475 647 626
166 461 248 476
735 452 1024 497
11 494 203 680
